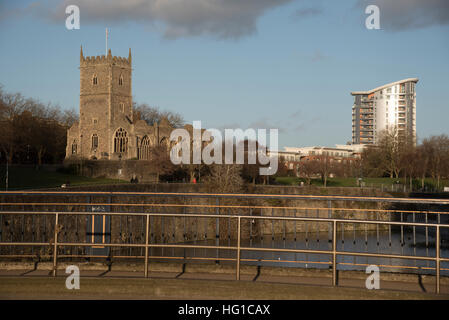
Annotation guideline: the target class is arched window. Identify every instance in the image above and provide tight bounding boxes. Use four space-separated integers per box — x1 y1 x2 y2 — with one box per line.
138 136 151 160
92 134 98 150
114 128 128 154
120 102 125 113
119 74 123 86
92 74 98 85
71 140 77 154
160 137 167 147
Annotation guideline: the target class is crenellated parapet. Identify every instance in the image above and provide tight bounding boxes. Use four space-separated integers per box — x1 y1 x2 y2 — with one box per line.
80 46 131 67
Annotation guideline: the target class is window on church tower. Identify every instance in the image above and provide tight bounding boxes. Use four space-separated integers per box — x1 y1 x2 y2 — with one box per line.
72 141 77 154
92 134 99 150
92 74 98 85
119 75 123 86
120 103 125 113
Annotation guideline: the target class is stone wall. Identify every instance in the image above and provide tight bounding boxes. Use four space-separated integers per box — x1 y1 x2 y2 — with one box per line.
65 159 158 183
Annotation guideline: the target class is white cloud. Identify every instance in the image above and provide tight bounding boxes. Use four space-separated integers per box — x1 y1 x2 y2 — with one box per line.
34 0 293 39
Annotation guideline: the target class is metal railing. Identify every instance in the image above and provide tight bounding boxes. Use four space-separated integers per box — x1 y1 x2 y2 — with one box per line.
1 190 449 204
0 210 448 294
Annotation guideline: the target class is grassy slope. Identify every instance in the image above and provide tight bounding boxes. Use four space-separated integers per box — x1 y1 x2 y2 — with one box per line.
0 165 126 190
275 176 449 189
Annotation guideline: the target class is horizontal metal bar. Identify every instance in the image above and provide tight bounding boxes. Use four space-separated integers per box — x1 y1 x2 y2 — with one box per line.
335 251 437 261
0 211 448 228
240 246 333 255
2 253 449 271
1 202 448 216
1 191 448 205
2 240 449 263
0 242 50 246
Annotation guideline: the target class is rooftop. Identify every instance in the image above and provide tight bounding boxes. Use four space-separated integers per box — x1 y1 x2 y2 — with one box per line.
351 78 419 96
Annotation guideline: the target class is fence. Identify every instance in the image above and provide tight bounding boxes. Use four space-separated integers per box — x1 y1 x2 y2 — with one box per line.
1 191 449 293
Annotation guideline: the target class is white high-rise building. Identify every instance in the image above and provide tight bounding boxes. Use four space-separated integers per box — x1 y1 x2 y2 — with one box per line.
351 78 418 145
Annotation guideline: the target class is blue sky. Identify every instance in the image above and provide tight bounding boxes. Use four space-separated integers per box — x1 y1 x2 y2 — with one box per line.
0 0 448 149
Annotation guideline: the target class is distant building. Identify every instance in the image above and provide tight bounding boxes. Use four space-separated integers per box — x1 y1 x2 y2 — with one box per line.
267 150 301 171
351 78 418 145
284 144 365 158
66 46 181 161
269 145 364 176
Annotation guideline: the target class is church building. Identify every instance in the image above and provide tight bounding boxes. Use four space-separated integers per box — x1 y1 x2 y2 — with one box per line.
65 47 175 161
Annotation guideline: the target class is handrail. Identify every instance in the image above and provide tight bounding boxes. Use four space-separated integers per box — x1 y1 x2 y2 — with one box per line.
0 202 448 216
1 190 449 204
0 210 448 227
0 210 448 293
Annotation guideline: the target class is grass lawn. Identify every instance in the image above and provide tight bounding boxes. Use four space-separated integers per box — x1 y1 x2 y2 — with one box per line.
0 165 127 190
274 176 449 189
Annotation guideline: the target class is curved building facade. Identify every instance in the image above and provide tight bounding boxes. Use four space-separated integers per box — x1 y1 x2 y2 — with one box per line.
351 78 418 145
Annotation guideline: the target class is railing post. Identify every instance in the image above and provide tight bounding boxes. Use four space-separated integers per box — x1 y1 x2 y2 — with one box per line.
328 200 332 244
52 213 59 277
215 197 220 264
144 214 150 278
236 216 241 281
332 220 337 286
436 225 440 294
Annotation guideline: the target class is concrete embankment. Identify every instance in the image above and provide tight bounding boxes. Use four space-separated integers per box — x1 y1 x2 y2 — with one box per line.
1 260 449 299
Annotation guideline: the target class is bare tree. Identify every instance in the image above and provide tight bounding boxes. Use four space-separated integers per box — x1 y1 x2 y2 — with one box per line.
422 135 449 189
133 103 184 128
204 164 244 193
147 144 176 182
298 159 319 185
0 86 77 165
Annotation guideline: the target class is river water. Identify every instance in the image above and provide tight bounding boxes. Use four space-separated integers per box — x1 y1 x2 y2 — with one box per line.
149 229 449 276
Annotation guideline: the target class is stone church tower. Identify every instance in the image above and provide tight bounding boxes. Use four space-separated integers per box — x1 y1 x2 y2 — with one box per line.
78 46 133 160
66 46 176 161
